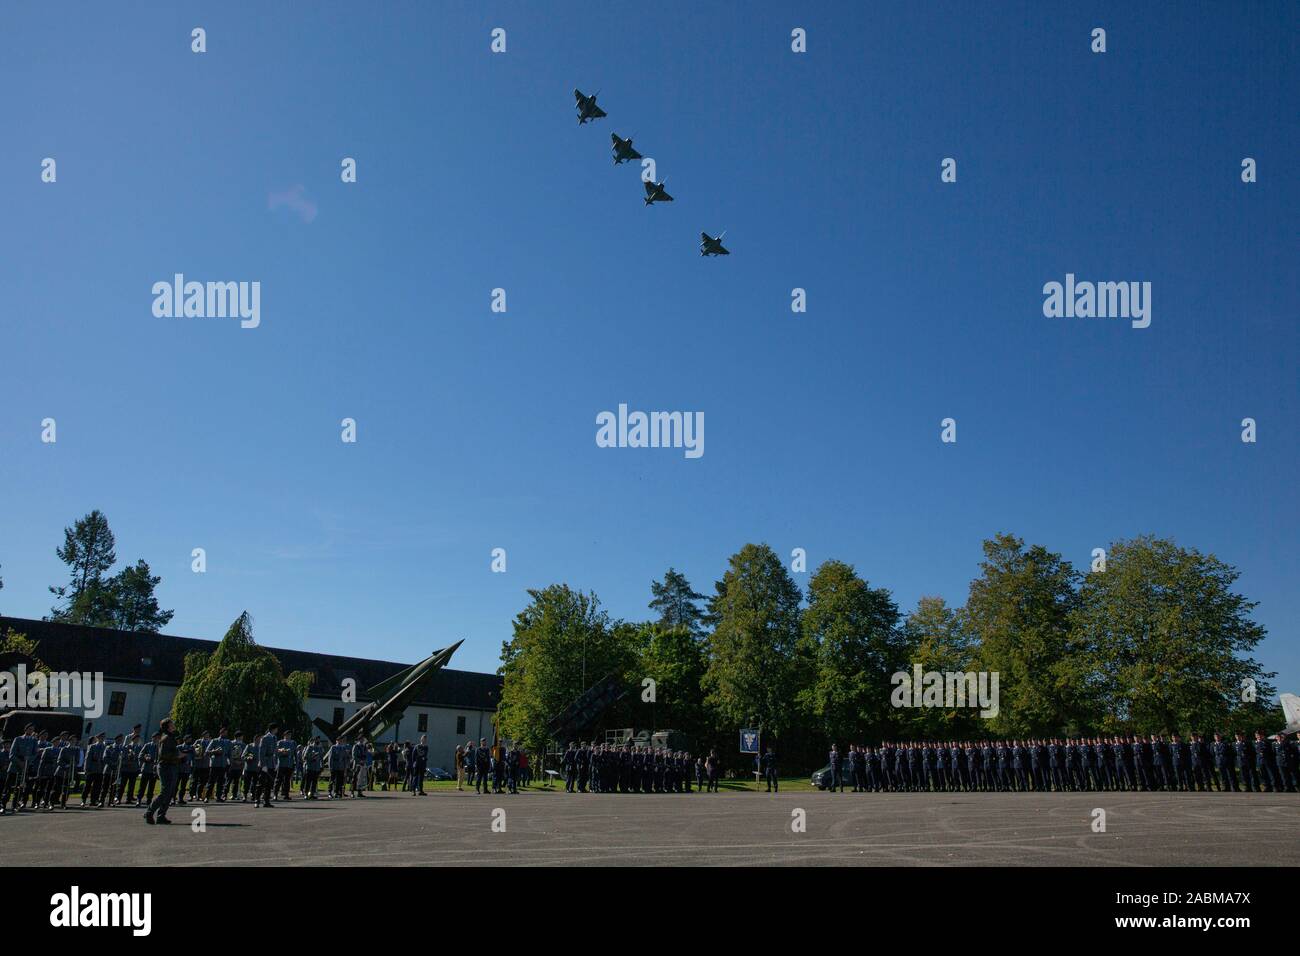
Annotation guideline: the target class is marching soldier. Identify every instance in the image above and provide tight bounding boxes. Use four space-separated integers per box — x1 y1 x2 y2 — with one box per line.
138 733 159 805
255 723 278 807
192 731 211 803
206 728 232 801
117 731 141 806
327 736 349 799
0 738 10 814
226 733 245 801
175 735 194 804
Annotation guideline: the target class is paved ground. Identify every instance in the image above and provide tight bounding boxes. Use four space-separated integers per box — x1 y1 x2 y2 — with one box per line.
5 789 1298 866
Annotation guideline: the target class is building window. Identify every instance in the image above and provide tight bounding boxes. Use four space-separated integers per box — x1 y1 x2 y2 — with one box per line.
333 707 344 726
456 715 466 735
108 692 126 716
417 713 428 732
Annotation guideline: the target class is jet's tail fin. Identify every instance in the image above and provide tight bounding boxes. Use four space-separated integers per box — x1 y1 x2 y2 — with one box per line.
1280 693 1300 732
313 717 340 741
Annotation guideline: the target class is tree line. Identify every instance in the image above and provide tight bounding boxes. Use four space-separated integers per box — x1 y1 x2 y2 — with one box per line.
41 509 175 632
498 534 1280 771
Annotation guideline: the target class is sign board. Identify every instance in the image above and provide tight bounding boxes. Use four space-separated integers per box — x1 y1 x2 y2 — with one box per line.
739 728 760 754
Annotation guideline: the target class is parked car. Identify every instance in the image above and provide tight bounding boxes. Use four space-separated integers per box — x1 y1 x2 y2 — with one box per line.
811 764 835 790
426 766 454 781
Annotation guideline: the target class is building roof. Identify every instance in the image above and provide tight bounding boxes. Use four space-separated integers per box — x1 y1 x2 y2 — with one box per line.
0 616 501 711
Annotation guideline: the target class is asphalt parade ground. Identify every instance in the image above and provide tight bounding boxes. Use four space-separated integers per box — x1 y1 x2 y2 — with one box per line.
7 788 1300 867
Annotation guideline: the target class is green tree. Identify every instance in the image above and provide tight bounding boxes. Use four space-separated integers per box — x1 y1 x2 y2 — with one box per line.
1068 535 1275 734
170 612 311 740
701 543 806 739
0 627 50 673
798 560 900 744
965 533 1082 736
107 559 174 633
636 621 710 740
649 568 707 636
49 510 117 625
894 596 981 739
498 585 636 752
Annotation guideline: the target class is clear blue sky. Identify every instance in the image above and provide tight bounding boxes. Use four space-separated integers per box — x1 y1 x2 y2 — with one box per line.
2 2 1296 693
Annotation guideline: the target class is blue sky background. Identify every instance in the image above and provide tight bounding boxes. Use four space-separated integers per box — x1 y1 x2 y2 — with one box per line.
2 1 1296 694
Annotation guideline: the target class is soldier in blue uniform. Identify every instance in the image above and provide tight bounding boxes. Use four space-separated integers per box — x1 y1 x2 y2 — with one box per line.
827 744 843 793
203 728 230 801
706 748 721 792
974 741 990 792
561 742 577 792
1113 736 1133 791
138 733 160 805
952 742 968 791
475 737 493 794
32 733 59 810
1149 734 1170 791
81 734 105 808
411 735 429 795
326 736 348 799
301 737 323 799
254 723 279 807
1168 733 1190 791
1045 738 1064 791
9 726 40 810
100 734 122 807
117 731 141 805
174 735 193 804
1212 733 1236 791
1189 733 1211 792
0 739 9 815
1252 731 1279 792
274 730 296 800
1270 734 1296 793
192 732 210 803
902 743 917 792
758 747 778 792
1233 733 1256 792
862 745 878 792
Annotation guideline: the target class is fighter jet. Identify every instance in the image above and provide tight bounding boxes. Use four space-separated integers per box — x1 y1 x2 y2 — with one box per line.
311 640 464 743
700 231 730 256
611 133 642 164
1278 693 1300 735
574 89 607 124
643 180 673 205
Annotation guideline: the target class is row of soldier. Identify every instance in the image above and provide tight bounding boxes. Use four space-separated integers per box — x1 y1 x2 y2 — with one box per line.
823 732 1300 793
557 743 724 793
0 722 434 814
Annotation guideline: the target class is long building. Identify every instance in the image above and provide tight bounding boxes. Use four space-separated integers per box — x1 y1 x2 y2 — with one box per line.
0 616 502 771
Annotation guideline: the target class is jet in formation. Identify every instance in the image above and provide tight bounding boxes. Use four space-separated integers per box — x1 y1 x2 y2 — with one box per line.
611 133 642 165
643 180 673 205
574 89 607 124
700 231 730 256
576 88 732 255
